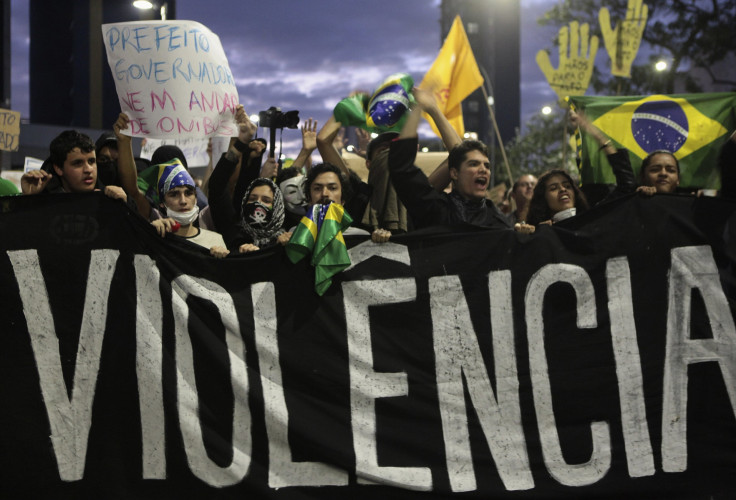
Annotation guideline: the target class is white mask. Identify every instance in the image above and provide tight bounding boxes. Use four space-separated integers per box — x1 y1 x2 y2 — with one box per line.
166 205 200 226
279 175 306 215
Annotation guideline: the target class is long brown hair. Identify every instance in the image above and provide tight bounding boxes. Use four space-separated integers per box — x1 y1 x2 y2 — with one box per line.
527 169 589 225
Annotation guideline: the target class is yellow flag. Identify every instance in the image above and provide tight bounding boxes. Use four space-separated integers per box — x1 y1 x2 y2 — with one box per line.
419 16 484 138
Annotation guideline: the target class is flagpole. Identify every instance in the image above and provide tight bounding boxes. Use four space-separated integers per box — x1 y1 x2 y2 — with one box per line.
479 85 513 183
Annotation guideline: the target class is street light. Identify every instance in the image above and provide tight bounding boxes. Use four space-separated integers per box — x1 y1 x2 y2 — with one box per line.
655 60 668 72
132 1 168 20
541 105 552 115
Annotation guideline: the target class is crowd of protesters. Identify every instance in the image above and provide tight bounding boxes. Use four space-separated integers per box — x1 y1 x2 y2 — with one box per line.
5 86 736 258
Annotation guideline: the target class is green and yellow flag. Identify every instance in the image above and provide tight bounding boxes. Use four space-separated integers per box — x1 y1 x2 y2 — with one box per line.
333 73 415 134
569 93 736 188
312 203 352 296
285 202 352 296
285 204 321 264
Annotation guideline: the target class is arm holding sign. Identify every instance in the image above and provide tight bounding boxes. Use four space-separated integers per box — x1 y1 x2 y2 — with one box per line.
113 113 152 219
208 106 261 245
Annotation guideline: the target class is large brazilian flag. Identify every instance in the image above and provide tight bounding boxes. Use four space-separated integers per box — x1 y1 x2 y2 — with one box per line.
569 93 736 189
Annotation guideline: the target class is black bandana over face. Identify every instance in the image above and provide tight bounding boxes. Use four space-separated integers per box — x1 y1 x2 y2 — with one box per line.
240 178 285 247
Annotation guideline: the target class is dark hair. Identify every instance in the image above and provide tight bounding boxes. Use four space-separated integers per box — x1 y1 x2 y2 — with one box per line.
49 130 95 169
304 163 351 203
448 140 489 172
639 150 679 185
527 169 589 225
276 166 302 186
151 145 188 169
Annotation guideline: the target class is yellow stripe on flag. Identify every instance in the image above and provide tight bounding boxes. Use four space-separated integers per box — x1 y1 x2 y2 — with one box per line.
592 94 729 160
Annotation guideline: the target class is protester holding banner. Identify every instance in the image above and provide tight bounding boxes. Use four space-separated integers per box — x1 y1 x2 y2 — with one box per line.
388 88 510 230
150 144 209 211
525 169 591 227
149 159 229 258
20 130 128 204
635 151 680 195
206 106 288 253
519 110 637 230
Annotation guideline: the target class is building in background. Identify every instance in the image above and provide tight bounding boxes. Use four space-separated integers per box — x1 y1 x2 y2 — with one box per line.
440 0 520 151
29 0 175 131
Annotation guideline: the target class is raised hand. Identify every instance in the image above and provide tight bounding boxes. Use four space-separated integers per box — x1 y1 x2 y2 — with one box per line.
235 104 257 143
536 21 599 102
249 139 266 159
599 0 648 78
301 118 318 152
260 156 278 179
355 128 371 158
412 87 434 109
112 113 131 145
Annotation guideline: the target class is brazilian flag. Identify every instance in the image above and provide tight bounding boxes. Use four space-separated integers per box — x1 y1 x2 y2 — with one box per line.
569 93 736 189
285 202 352 296
333 73 415 133
285 204 323 264
312 203 352 296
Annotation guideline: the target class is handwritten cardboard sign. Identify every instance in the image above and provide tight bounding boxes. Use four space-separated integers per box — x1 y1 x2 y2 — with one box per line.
0 108 21 152
102 21 239 139
140 137 210 167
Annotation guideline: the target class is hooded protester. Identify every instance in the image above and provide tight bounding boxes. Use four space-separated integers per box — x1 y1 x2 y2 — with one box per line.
236 177 286 252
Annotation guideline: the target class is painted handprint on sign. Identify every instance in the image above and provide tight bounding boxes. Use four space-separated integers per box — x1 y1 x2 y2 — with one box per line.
599 0 649 78
536 21 599 102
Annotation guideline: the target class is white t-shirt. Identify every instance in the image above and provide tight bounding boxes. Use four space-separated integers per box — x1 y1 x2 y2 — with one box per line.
184 228 226 249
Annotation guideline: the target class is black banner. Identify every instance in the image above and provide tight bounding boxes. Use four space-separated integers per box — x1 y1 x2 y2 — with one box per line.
1 193 736 499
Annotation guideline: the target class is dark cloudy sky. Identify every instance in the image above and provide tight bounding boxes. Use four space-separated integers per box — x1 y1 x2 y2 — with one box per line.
9 0 562 154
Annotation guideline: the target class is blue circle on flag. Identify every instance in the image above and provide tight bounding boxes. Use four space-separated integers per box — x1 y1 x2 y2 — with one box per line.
631 100 689 153
368 83 410 127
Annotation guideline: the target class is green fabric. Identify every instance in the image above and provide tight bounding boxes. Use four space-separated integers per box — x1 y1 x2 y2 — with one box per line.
311 203 352 296
0 177 20 196
333 73 415 133
285 202 352 296
285 204 320 264
569 93 736 188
